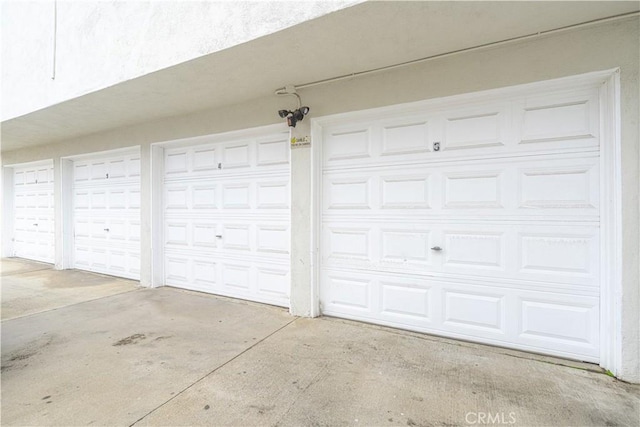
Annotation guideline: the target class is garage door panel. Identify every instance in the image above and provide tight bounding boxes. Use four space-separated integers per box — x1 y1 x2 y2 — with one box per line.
442 107 507 151
443 171 503 209
256 225 289 254
518 90 598 144
257 181 289 209
12 163 55 263
72 151 141 279
193 185 217 209
381 174 431 209
222 183 251 208
518 229 599 280
517 160 599 210
74 154 140 184
257 137 289 166
443 231 506 271
442 290 506 334
380 117 430 156
519 297 597 345
320 83 602 361
222 141 251 169
163 130 290 307
324 126 372 163
379 280 432 323
322 272 372 312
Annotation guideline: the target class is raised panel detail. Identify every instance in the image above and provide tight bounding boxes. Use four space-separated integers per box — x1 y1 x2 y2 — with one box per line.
381 283 430 319
257 182 288 209
194 261 216 285
109 160 126 178
445 112 502 149
166 223 188 246
166 187 188 209
327 276 370 309
327 179 370 209
109 190 126 209
165 151 188 174
257 139 288 165
381 177 429 208
520 234 593 275
329 228 369 259
193 148 217 171
223 225 251 251
519 167 595 209
521 101 593 143
325 129 370 161
223 265 250 289
223 184 251 209
224 143 250 168
521 300 594 344
444 233 503 269
193 186 216 209
193 224 218 248
381 121 429 155
381 230 429 264
257 226 289 254
444 173 501 208
444 291 503 331
166 257 188 282
257 269 288 296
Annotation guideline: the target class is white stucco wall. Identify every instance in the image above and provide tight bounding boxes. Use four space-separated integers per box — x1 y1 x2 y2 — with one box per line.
0 0 358 121
2 18 638 382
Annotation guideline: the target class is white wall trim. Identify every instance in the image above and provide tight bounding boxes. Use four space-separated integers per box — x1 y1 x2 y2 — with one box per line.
310 69 622 373
598 69 623 376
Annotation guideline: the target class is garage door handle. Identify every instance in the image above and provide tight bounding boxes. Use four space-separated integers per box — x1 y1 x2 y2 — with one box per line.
33 223 39 227
104 228 110 232
430 246 442 251
215 235 222 238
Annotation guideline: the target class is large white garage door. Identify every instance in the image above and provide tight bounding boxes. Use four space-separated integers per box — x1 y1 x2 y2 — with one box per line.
12 162 55 263
163 130 291 307
320 83 601 362
72 151 141 280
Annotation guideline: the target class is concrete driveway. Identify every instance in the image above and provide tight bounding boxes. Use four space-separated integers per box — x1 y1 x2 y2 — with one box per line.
2 259 639 426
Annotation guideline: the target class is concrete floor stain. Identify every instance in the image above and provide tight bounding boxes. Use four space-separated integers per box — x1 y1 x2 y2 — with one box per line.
112 333 146 346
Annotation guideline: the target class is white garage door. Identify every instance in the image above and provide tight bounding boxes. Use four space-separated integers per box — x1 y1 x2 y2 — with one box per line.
320 83 601 362
12 162 55 263
163 130 291 307
72 151 141 280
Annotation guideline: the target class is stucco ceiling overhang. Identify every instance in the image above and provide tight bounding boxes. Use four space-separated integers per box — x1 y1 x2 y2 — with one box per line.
2 1 639 151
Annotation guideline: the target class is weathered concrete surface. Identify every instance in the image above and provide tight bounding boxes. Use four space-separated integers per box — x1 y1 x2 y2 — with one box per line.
1 287 294 426
1 258 139 320
1 262 639 426
137 317 640 427
1 258 52 276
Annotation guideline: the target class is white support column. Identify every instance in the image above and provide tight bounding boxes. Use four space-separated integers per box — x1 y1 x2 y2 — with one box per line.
140 143 153 287
149 144 165 288
1 166 15 258
289 121 314 317
59 158 74 269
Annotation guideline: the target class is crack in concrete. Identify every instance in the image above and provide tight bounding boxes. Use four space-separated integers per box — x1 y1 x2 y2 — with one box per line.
128 316 300 427
1 267 53 277
0 288 142 323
